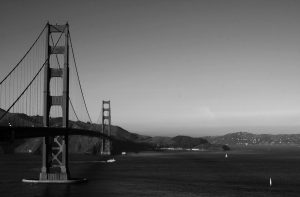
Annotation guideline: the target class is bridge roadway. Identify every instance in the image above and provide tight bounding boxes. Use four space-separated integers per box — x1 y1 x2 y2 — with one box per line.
0 126 111 142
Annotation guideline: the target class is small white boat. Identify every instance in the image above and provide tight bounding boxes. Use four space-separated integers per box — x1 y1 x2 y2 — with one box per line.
225 153 228 158
107 158 116 163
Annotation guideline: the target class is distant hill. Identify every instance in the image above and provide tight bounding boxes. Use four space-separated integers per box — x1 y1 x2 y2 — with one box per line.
204 132 300 146
138 135 210 148
0 108 41 127
145 136 174 146
170 136 208 148
139 135 228 151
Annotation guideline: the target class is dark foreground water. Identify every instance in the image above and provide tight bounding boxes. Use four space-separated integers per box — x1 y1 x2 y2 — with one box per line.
1 146 300 197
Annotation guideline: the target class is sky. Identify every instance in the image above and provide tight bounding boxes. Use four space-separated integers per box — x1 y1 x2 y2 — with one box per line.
1 0 300 136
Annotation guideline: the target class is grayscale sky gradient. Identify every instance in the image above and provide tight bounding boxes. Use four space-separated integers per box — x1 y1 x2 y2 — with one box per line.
1 0 300 136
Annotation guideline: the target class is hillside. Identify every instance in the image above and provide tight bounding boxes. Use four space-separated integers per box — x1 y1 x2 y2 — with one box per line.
139 135 228 151
170 135 209 148
204 132 300 146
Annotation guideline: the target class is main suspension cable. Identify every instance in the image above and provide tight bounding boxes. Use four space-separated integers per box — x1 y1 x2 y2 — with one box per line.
68 31 92 123
69 99 80 121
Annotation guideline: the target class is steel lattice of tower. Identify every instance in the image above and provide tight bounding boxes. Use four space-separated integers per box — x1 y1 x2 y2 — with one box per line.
101 100 111 155
39 23 70 181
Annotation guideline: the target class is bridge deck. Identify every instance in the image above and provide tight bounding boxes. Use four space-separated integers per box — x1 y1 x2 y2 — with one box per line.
0 126 110 141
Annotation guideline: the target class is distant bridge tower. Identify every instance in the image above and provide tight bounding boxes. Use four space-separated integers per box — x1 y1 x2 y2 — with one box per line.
101 100 111 155
39 23 70 181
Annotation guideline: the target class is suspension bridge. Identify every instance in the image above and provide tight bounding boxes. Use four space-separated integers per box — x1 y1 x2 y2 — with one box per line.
0 23 112 183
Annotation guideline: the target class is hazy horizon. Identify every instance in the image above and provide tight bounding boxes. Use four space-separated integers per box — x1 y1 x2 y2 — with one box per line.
1 0 300 136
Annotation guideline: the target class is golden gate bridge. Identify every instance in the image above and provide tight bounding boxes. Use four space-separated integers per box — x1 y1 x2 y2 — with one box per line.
0 23 112 183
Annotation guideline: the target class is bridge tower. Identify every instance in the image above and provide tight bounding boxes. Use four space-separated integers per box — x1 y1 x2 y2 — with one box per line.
39 23 70 181
101 100 112 155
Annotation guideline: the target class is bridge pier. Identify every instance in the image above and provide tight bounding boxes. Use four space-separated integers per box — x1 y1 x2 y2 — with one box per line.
39 136 70 181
